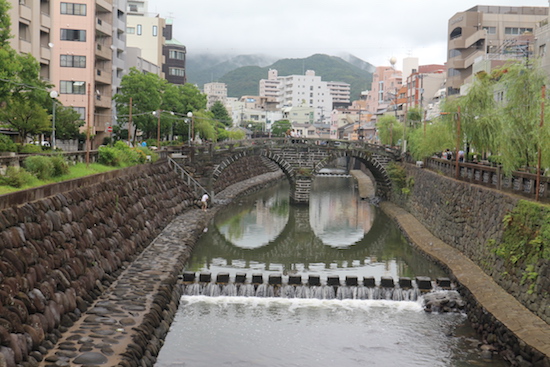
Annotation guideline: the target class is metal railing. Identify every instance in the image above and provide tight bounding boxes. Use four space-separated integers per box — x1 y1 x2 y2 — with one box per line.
167 156 211 199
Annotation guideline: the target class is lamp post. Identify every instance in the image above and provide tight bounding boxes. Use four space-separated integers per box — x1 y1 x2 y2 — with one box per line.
49 90 58 149
187 111 193 144
155 109 161 149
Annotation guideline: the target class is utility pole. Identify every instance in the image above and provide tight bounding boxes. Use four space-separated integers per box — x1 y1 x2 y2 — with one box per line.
128 97 132 146
536 85 545 201
455 106 461 179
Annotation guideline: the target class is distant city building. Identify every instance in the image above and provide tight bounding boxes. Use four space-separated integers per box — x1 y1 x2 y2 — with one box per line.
447 5 548 95
126 14 165 77
535 12 550 80
126 47 161 75
204 82 227 109
363 65 402 120
259 69 349 123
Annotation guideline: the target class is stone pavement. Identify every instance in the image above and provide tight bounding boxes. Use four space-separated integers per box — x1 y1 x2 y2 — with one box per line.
380 201 550 361
350 170 375 199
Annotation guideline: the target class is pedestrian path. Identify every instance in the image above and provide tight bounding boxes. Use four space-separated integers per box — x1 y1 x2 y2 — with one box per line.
380 201 550 360
350 170 375 199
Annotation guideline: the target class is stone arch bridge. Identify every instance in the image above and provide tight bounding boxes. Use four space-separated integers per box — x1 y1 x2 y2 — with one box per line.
177 138 401 204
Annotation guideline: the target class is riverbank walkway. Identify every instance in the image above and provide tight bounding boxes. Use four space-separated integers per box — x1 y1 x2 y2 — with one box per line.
380 201 550 360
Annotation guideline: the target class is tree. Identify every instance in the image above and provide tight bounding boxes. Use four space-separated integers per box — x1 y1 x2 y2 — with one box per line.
406 107 422 128
376 115 403 146
0 98 50 142
497 62 550 174
271 120 291 137
54 105 84 140
210 101 232 126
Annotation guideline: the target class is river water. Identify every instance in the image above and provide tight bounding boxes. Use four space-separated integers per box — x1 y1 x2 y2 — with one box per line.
155 177 508 367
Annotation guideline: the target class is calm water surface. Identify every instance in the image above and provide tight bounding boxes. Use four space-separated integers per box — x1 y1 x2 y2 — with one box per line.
155 177 508 367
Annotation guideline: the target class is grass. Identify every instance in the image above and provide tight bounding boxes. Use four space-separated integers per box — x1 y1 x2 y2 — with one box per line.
0 163 120 196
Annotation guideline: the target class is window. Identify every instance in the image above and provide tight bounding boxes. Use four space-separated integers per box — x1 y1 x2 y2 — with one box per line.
61 29 86 41
505 27 533 35
169 67 185 77
136 24 142 35
169 50 185 60
449 49 461 58
483 26 496 34
127 27 135 34
60 55 86 68
72 107 85 120
18 22 29 41
129 4 137 11
61 3 86 15
152 25 157 36
60 81 86 94
540 44 547 57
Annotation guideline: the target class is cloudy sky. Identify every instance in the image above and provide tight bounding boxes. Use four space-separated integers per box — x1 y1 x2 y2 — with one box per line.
151 0 549 69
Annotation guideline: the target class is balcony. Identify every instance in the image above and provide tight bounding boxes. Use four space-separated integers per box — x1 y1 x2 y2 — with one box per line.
95 0 113 12
40 12 51 29
448 29 486 50
95 68 112 85
40 46 51 61
19 39 31 53
96 18 112 37
95 43 112 60
94 94 111 109
19 4 31 21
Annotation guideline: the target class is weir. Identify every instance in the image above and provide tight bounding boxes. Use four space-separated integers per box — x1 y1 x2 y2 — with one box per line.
180 272 454 302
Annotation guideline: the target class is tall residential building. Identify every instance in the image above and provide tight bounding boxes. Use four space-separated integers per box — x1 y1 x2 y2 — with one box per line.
50 0 114 148
8 0 53 80
259 69 346 123
112 0 127 97
535 6 550 79
405 65 446 118
447 5 548 95
162 19 186 84
204 82 227 109
363 66 402 119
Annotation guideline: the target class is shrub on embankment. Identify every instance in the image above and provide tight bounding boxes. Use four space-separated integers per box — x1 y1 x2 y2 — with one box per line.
389 163 550 323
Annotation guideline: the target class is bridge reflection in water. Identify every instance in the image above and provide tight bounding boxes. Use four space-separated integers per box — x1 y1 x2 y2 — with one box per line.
154 177 509 367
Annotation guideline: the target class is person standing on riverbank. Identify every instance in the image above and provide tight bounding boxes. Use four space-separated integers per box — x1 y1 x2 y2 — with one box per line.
201 193 209 211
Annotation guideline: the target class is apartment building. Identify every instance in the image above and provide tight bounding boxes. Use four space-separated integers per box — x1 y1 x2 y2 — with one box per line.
405 65 446 118
363 65 402 119
447 5 548 95
162 19 186 84
126 14 165 74
8 0 54 80
259 69 344 123
49 0 114 148
203 82 227 109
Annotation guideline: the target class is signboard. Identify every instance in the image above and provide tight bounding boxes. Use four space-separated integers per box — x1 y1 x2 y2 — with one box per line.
107 126 113 133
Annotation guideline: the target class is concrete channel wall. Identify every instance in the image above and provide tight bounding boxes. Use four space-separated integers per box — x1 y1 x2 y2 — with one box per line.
0 157 275 367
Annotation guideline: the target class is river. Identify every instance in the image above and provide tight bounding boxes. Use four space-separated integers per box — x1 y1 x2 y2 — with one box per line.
155 176 508 366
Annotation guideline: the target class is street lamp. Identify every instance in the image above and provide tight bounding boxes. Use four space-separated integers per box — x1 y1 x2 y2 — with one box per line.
49 90 58 149
187 111 193 144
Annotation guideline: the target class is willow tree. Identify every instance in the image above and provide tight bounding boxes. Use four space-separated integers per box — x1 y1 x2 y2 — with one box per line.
376 115 403 146
407 118 454 160
497 62 550 174
459 71 500 158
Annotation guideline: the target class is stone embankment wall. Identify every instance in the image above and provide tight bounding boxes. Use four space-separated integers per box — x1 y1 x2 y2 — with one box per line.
392 165 550 323
0 156 275 366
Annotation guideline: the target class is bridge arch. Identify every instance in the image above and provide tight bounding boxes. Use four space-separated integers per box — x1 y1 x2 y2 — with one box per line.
206 139 399 204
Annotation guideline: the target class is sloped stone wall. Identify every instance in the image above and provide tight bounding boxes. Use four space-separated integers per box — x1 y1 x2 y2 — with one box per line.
392 165 550 324
0 162 194 366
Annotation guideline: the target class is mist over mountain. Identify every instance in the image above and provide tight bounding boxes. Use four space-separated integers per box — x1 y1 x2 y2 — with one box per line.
186 53 375 102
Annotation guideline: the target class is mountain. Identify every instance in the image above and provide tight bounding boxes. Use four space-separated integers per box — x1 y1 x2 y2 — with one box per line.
218 54 374 101
186 54 278 87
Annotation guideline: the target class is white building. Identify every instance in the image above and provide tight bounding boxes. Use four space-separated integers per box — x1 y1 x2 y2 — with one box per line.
259 69 349 123
204 82 228 109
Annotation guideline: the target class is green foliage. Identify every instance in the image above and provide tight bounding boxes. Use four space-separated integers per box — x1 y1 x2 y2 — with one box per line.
50 155 69 176
271 120 292 137
210 101 232 126
0 166 33 188
24 156 54 180
0 134 16 152
295 167 313 177
98 146 121 166
492 200 550 292
406 107 422 127
386 162 413 195
0 98 51 143
407 118 455 161
19 144 43 154
376 115 403 146
54 105 84 140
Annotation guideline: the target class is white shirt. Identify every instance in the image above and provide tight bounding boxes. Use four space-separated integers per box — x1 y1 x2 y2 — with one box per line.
201 194 209 202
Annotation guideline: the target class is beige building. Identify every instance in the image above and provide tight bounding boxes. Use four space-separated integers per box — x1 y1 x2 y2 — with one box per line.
8 0 53 80
126 14 165 75
447 5 548 95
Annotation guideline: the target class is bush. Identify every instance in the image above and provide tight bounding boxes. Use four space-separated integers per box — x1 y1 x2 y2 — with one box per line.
98 146 121 166
50 155 70 176
0 135 17 152
19 144 43 154
0 167 33 187
24 155 54 180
